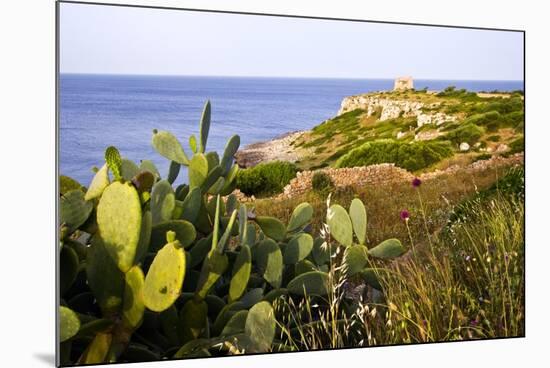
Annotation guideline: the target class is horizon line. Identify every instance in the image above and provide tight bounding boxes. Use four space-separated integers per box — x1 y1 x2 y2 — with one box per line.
58 72 524 83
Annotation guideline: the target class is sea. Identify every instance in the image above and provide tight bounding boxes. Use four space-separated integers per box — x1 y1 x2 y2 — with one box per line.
59 74 523 185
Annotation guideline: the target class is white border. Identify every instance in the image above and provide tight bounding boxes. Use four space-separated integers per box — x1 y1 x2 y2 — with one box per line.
1 1 548 367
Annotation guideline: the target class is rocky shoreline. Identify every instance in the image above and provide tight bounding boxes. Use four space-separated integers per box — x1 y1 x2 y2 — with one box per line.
235 131 311 168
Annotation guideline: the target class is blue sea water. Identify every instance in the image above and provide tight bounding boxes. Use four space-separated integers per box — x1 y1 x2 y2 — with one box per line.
59 74 523 185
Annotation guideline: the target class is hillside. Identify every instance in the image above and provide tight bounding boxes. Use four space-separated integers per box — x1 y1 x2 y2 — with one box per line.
236 87 524 173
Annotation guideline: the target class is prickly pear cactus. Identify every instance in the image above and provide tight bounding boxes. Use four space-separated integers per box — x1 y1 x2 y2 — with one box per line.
326 204 353 247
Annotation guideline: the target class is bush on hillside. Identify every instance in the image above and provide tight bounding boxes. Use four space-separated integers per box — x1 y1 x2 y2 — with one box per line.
335 139 454 172
311 171 335 196
444 123 485 145
236 160 298 197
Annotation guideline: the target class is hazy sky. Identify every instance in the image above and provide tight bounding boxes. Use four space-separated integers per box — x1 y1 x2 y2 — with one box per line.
60 3 524 80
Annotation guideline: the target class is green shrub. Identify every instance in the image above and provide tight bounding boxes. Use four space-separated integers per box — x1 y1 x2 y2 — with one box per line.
311 171 335 196
508 136 524 155
486 134 501 142
336 139 453 172
444 123 484 145
236 161 298 197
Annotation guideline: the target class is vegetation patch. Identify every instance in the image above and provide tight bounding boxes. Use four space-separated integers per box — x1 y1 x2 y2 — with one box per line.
236 161 298 197
336 139 454 172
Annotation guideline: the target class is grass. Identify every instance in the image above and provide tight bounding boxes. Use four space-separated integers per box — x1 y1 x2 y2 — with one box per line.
269 166 524 350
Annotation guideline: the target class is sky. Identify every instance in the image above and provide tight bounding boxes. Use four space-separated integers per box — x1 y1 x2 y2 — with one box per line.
59 3 524 80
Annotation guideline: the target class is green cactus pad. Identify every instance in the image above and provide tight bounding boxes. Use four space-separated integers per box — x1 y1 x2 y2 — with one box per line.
205 151 219 171
139 159 161 179
121 158 140 181
240 288 264 308
311 237 331 266
287 271 329 296
175 184 190 201
283 233 314 264
143 240 186 312
84 164 109 201
120 344 160 362
122 265 145 330
263 288 289 303
359 268 387 290
78 332 112 365
205 294 226 318
150 220 196 251
105 146 122 181
245 301 276 353
212 301 246 336
327 204 353 247
179 299 208 343
220 310 248 337
189 153 209 188
60 306 80 342
167 161 181 184
199 100 211 153
195 250 229 300
189 134 198 154
150 179 175 225
201 166 222 192
344 245 369 276
207 176 225 195
60 175 84 195
135 210 152 264
295 259 317 276
220 135 240 175
368 238 405 259
159 305 180 346
86 236 125 317
131 171 155 194
75 319 114 339
256 239 283 288
229 245 251 303
180 186 202 223
188 235 212 268
151 130 190 165
60 245 79 296
96 181 142 272
287 202 314 232
349 198 367 245
216 209 237 252
226 194 239 216
255 216 286 242
60 189 93 233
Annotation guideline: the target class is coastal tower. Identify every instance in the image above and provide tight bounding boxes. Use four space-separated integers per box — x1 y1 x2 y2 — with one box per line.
393 76 414 91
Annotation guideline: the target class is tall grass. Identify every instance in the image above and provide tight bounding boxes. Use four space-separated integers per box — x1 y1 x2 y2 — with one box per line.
270 170 524 350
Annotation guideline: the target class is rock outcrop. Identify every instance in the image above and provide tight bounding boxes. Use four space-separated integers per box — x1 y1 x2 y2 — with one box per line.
235 131 309 168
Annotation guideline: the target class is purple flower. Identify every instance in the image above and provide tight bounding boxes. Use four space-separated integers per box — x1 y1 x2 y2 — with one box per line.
412 177 422 188
400 209 410 221
470 319 478 327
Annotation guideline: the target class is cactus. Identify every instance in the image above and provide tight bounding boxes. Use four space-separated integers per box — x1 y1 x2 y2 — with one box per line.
287 271 329 296
60 306 80 342
202 165 223 193
287 202 314 232
326 204 353 247
179 186 202 223
195 250 228 300
256 239 283 288
359 268 385 290
368 238 405 259
167 161 181 184
255 216 286 242
60 245 79 295
121 158 140 181
311 237 330 266
131 171 155 195
60 189 93 233
244 301 276 353
229 245 251 303
295 259 317 275
122 265 145 330
343 245 369 276
139 159 160 179
143 231 186 312
60 175 84 195
150 220 196 251
179 299 208 343
189 134 198 154
134 210 152 264
188 153 209 188
199 100 211 153
221 310 248 336
105 146 122 180
150 180 175 225
96 181 142 272
85 163 109 201
188 235 211 268
220 135 240 175
86 236 125 316
283 233 314 265
78 332 112 364
151 130 190 165
349 198 367 245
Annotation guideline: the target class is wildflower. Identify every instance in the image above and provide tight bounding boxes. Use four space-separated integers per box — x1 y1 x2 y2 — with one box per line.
470 319 478 327
400 209 410 222
412 177 422 188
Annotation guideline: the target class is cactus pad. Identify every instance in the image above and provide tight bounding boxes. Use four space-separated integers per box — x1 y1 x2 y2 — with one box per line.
283 233 314 264
179 299 208 343
167 161 181 184
287 271 329 296
60 189 93 233
349 198 367 245
60 306 80 342
150 180 175 225
255 216 286 242
150 220 196 251
199 100 211 153
96 181 142 272
105 146 122 180
368 238 405 259
122 265 145 330
256 239 283 288
326 204 353 247
344 245 369 276
189 153 209 188
287 202 314 232
245 301 276 353
229 245 251 302
84 164 109 201
151 130 189 165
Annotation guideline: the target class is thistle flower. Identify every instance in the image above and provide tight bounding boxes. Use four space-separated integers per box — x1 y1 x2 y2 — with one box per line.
400 209 410 222
412 177 422 188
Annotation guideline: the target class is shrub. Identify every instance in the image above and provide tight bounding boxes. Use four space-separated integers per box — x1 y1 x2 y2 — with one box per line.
236 161 298 197
311 171 335 196
336 139 454 172
508 136 524 155
487 134 501 142
444 123 484 145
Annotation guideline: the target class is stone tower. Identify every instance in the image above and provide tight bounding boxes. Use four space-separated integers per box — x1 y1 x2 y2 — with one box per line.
393 76 414 91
